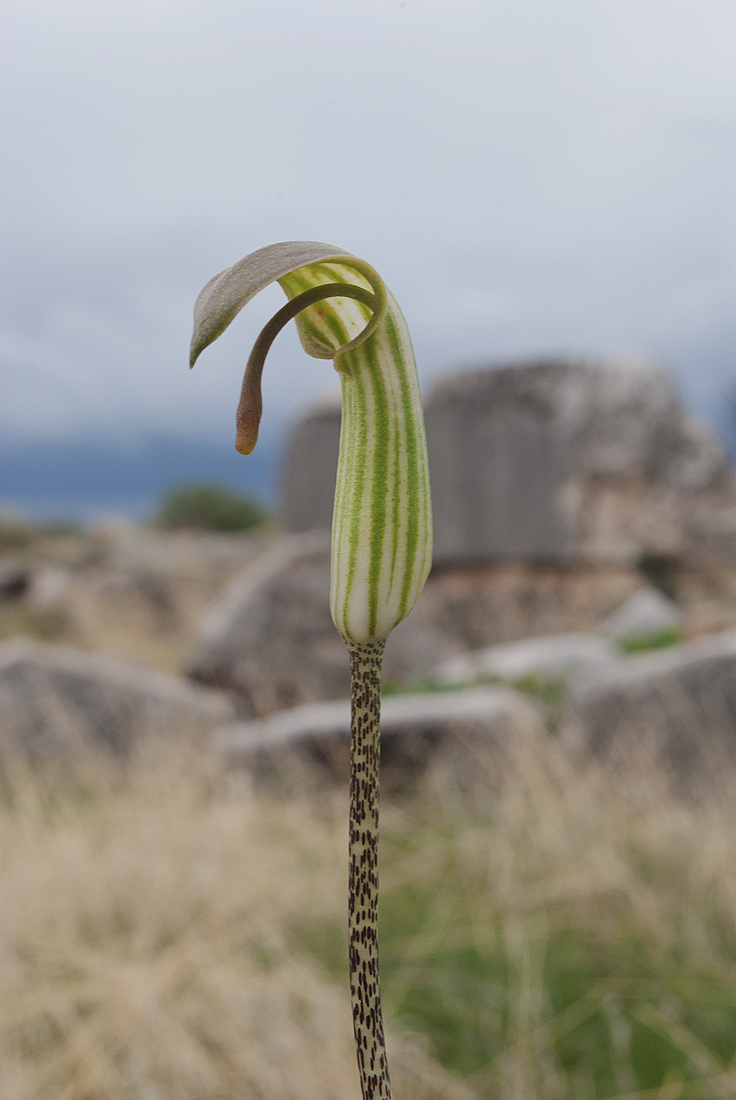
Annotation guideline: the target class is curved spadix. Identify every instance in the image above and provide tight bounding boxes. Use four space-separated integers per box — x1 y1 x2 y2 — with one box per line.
189 241 432 645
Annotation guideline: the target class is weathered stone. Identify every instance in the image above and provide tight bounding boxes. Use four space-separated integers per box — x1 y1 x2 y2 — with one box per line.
28 526 274 668
426 356 731 566
280 394 342 533
187 532 348 716
383 604 466 685
563 630 736 784
96 526 272 633
0 559 30 601
279 356 733 566
682 492 736 564
186 531 462 716
434 632 619 687
214 686 546 792
27 566 73 609
426 363 574 564
416 561 644 651
185 528 735 721
598 586 682 641
0 639 236 768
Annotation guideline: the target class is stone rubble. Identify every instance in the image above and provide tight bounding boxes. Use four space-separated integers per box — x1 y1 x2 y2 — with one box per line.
0 638 235 769
597 586 682 640
562 629 736 785
214 685 546 793
433 632 619 687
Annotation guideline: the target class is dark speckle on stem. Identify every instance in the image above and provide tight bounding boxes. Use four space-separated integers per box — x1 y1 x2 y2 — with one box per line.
348 639 391 1100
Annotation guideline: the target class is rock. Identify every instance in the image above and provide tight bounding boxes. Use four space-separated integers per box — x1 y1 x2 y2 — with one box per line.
415 561 644 651
280 393 342 533
187 531 462 716
680 492 736 565
598 586 682 641
426 361 574 564
186 527 736 720
0 559 30 601
563 630 736 784
279 356 733 566
95 527 272 634
214 686 546 793
26 527 274 668
383 605 466 685
0 639 236 769
27 566 73 609
426 356 731 566
434 632 619 687
187 532 348 716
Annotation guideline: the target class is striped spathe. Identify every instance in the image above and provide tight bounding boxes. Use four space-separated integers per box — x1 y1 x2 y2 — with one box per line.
189 241 432 645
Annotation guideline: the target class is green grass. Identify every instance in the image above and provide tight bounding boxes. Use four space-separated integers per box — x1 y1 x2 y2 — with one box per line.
383 672 566 702
617 628 681 654
379 912 736 1095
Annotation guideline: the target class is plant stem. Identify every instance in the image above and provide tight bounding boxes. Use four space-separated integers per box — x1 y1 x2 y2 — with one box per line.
347 640 391 1100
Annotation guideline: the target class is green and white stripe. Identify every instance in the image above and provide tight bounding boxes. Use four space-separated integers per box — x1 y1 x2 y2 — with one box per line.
190 241 433 646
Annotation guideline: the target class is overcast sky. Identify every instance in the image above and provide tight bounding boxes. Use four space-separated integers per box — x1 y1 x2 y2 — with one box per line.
2 1 734 479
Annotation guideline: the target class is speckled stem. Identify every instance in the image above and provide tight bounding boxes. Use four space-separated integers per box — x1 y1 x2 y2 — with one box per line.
348 640 391 1100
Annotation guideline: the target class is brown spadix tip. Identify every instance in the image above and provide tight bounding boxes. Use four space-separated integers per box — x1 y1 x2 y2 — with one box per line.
233 282 376 456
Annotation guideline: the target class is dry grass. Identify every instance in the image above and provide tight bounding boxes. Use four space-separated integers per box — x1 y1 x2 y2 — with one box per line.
0 748 474 1100
2 738 735 1100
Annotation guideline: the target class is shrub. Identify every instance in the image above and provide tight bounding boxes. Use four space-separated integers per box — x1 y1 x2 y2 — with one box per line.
152 483 267 532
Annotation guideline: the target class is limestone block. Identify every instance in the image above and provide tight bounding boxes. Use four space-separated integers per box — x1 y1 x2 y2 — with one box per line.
563 630 736 784
280 394 342 533
434 632 619 687
425 362 575 564
0 639 235 768
187 531 344 717
598 587 682 640
425 356 730 566
186 532 461 716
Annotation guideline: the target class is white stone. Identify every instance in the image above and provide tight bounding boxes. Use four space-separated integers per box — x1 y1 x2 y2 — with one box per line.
598 587 682 640
214 686 546 792
563 630 736 783
434 632 619 686
187 531 461 716
0 639 235 767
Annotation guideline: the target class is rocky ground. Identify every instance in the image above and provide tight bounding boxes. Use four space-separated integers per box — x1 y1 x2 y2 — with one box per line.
1 515 734 790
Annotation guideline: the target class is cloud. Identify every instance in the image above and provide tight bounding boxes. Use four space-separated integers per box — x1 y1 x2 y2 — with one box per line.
2 0 733 457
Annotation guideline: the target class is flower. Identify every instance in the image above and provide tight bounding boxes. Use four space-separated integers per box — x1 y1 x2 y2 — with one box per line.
190 241 432 646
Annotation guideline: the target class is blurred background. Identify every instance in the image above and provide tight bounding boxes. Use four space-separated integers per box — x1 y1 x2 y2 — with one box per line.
2 0 734 522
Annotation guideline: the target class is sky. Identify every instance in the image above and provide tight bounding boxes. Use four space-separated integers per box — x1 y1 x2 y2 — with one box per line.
1 0 734 518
